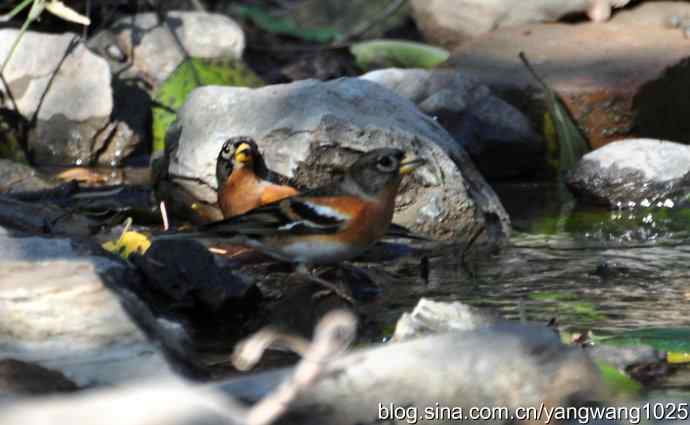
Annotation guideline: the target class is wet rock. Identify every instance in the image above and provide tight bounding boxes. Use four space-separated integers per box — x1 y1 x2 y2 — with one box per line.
566 139 690 206
0 160 53 193
0 195 97 237
393 298 499 341
411 0 630 49
362 68 543 179
0 30 112 165
92 80 151 167
0 227 175 387
0 322 601 425
0 359 78 399
90 11 245 89
130 239 259 313
158 78 511 241
446 6 690 149
224 323 601 424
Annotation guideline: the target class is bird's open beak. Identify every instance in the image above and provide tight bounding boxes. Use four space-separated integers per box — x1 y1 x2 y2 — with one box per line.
234 143 252 163
399 157 426 175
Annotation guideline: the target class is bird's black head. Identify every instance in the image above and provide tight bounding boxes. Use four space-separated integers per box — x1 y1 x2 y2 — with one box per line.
215 136 270 188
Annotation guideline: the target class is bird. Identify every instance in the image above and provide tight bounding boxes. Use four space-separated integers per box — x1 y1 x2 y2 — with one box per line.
215 136 428 242
200 147 425 300
216 136 299 218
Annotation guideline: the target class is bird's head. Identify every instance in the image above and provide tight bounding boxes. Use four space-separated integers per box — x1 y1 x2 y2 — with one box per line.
346 148 425 197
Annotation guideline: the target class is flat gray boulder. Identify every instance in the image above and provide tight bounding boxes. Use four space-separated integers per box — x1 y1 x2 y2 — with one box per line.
0 228 175 389
0 30 112 165
158 78 510 241
566 138 690 206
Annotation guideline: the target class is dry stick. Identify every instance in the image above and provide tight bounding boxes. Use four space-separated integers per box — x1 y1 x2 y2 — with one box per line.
159 200 169 231
233 310 358 425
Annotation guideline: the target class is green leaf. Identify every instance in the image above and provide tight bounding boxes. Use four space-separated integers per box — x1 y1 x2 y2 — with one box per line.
593 328 690 353
350 39 449 71
151 58 263 154
596 361 642 397
519 53 590 173
233 4 340 43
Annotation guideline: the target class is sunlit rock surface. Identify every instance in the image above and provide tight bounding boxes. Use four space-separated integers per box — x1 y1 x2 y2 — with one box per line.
411 0 630 48
566 139 690 206
157 78 510 241
446 1 690 149
0 31 112 165
0 228 174 389
90 11 246 88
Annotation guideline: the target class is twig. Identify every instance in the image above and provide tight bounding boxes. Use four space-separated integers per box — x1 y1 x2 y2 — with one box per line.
159 200 169 231
233 310 357 425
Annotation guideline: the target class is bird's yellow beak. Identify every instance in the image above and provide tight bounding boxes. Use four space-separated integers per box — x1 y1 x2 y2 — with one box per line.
399 157 426 175
234 143 252 163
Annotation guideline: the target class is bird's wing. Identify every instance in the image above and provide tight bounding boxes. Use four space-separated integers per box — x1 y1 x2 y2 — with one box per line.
199 194 348 237
385 223 432 241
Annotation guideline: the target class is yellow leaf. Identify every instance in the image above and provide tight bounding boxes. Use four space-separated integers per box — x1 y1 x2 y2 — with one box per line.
102 231 151 258
102 218 150 259
667 352 690 364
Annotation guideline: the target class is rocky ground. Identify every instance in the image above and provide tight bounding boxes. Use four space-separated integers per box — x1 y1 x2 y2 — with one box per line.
1 0 690 424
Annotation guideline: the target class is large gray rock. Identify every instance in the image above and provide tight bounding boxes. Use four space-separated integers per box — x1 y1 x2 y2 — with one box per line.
0 30 112 165
362 68 543 179
411 0 630 48
0 228 175 388
158 78 510 241
566 139 690 207
92 11 245 88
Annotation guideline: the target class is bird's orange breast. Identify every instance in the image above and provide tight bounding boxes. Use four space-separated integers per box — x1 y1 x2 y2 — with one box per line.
219 168 298 218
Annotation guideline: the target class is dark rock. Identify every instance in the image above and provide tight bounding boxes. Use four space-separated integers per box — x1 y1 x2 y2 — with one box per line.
446 5 690 150
158 78 511 242
0 194 97 237
566 139 690 206
130 239 259 313
0 359 78 398
362 68 543 179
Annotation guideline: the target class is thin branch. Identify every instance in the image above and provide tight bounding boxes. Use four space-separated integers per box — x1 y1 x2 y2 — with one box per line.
233 310 358 425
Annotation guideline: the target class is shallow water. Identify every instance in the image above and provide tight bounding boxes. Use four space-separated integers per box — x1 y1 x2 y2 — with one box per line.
365 181 690 336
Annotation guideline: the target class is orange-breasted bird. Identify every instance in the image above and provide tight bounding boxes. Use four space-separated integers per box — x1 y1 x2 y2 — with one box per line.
165 147 425 301
216 136 299 218
215 137 427 242
202 147 424 264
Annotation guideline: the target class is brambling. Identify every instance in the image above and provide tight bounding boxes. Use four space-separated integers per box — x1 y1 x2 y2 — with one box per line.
216 136 299 218
215 137 428 242
197 148 425 299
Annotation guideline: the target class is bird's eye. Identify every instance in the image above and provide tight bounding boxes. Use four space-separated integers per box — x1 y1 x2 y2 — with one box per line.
220 144 233 159
377 155 396 172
